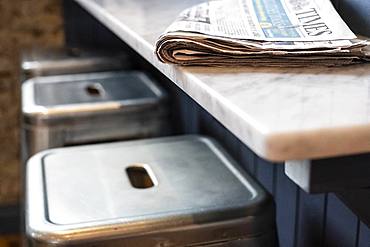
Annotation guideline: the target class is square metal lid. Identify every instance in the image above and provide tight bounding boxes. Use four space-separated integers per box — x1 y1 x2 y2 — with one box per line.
26 136 270 243
21 47 130 77
22 71 166 121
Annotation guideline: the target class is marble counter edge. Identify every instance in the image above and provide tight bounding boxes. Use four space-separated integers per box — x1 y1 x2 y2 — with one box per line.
74 0 370 162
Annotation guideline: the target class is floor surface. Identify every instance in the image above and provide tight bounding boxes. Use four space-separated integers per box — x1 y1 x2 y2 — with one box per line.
0 235 20 247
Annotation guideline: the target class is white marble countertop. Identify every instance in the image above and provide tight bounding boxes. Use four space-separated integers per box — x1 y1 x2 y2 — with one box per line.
75 0 370 161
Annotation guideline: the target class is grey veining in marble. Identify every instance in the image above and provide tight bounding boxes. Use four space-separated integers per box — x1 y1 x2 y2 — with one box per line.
75 0 370 161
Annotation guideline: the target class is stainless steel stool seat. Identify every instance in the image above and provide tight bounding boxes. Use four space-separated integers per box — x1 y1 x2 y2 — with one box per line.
22 71 169 158
21 46 131 80
26 135 276 247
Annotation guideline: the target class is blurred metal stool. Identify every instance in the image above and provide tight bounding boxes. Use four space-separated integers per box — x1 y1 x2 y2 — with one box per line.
22 71 170 159
20 46 132 81
26 135 276 247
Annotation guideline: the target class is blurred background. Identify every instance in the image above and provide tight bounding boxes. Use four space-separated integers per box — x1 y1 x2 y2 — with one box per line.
0 1 63 245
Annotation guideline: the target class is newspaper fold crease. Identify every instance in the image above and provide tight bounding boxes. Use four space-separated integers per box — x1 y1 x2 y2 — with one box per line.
156 0 370 67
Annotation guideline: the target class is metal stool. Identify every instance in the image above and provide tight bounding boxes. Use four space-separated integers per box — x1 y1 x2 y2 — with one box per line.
22 71 170 158
26 135 276 247
21 46 132 81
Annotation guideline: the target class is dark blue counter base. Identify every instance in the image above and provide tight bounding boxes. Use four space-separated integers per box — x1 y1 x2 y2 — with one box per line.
185 95 370 247
0 205 20 234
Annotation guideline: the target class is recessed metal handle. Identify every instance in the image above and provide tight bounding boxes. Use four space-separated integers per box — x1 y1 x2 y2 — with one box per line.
85 83 105 97
126 164 156 189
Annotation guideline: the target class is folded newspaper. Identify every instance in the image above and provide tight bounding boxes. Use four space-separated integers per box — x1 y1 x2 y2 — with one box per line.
155 0 370 67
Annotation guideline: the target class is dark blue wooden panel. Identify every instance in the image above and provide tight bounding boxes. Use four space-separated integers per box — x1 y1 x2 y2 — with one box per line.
178 92 199 134
324 194 359 247
358 222 370 247
198 109 228 148
337 0 370 37
275 165 298 247
296 192 326 247
337 189 370 229
0 205 20 234
63 1 126 49
63 1 94 47
222 131 241 162
239 143 256 175
255 157 275 195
